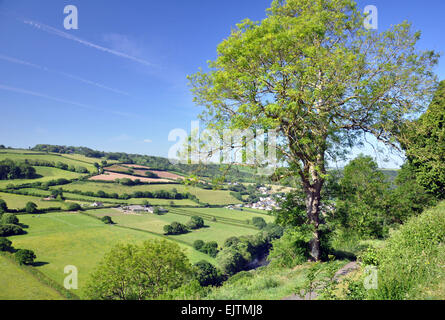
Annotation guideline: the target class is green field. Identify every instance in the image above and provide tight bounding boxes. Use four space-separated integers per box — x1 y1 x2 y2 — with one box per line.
0 254 65 300
54 181 242 205
0 166 85 189
91 207 263 246
182 207 275 223
0 151 99 172
0 192 70 210
7 212 212 298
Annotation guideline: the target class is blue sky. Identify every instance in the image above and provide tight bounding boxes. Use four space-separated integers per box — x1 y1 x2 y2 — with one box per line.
0 0 444 168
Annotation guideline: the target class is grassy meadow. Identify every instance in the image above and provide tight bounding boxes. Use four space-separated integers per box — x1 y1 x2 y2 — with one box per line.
53 181 242 205
7 212 213 298
90 208 262 246
0 254 65 300
0 166 85 189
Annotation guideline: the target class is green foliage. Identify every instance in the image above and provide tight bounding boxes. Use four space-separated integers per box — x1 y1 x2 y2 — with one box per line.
0 159 36 180
0 237 13 251
0 199 7 214
334 155 391 239
194 260 223 287
163 221 188 235
188 0 438 261
85 240 193 300
67 203 82 211
25 201 38 214
268 227 311 267
193 240 205 251
187 216 205 230
100 216 114 225
0 224 24 237
399 80 445 199
388 162 437 224
157 279 209 300
370 202 445 299
200 241 219 258
216 247 246 276
15 249 36 265
1 213 19 225
251 217 267 229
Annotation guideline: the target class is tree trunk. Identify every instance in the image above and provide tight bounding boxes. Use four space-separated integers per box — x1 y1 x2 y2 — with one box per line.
306 188 322 261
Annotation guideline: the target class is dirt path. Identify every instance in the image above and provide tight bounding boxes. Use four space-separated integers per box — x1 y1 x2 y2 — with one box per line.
282 261 359 300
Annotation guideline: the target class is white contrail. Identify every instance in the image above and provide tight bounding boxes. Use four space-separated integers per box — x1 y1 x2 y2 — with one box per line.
0 54 129 96
21 18 153 67
0 83 134 117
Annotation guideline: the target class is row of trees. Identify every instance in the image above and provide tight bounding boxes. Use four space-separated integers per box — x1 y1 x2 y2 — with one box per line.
63 187 194 201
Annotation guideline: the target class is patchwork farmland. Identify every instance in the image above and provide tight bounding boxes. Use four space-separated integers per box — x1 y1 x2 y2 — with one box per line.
0 148 280 299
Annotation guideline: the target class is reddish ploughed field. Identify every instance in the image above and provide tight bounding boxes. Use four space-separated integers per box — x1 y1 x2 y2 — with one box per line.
89 171 170 183
122 164 184 180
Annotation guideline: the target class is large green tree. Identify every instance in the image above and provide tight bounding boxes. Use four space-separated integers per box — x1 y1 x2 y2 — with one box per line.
188 0 438 260
86 240 192 300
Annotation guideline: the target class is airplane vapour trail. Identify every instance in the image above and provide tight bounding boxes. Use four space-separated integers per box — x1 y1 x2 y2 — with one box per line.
21 18 153 67
0 83 134 117
0 54 130 96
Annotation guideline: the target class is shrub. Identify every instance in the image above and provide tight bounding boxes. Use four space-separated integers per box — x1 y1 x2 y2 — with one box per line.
369 202 445 300
193 240 205 251
164 222 188 235
0 237 13 251
0 224 24 237
267 227 311 268
216 247 246 276
1 213 19 225
101 216 114 224
252 217 267 229
0 199 7 214
25 202 38 214
15 249 36 265
201 241 219 258
187 216 205 230
194 260 223 287
67 203 82 211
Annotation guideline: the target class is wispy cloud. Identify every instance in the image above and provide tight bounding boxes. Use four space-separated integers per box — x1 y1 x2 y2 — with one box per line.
143 139 153 143
0 54 130 96
20 18 154 67
0 83 134 117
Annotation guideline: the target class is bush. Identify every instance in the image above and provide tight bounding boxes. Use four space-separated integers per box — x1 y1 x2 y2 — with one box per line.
369 202 445 299
187 216 205 230
216 247 246 276
67 203 82 211
25 202 38 214
194 260 223 287
0 199 7 214
0 237 13 251
0 224 24 237
101 216 114 224
15 249 36 265
1 213 19 225
252 217 267 229
164 222 188 235
267 227 311 268
193 240 205 251
201 241 219 258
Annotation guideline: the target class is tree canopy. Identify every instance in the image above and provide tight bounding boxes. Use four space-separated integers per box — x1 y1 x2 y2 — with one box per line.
188 0 439 260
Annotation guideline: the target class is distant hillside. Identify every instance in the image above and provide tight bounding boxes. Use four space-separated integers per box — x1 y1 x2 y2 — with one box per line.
30 144 268 183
